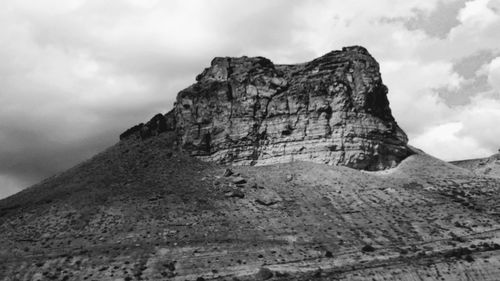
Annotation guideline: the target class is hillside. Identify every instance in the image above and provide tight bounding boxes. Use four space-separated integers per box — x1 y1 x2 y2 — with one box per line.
451 153 500 178
2 133 500 280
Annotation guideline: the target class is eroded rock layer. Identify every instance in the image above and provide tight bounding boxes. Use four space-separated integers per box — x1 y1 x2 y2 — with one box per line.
121 46 411 170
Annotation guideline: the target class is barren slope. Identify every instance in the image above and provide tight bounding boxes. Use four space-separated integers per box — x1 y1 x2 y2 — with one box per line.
451 153 500 178
2 133 500 280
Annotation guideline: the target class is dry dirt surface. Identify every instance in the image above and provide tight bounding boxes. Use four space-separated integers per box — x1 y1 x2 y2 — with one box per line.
1 134 500 281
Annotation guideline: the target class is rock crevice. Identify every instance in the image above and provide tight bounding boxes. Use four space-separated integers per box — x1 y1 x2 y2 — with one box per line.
120 46 412 170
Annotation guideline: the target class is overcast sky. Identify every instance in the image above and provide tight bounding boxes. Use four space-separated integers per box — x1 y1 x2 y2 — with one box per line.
1 0 500 199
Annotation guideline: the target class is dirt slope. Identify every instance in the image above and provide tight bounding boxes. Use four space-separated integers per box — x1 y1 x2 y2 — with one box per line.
451 153 500 178
1 134 500 280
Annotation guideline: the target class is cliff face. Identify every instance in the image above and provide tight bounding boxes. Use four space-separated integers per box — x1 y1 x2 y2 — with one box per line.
121 46 411 170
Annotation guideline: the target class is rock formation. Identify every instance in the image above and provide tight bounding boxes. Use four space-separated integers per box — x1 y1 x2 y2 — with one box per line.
120 46 411 170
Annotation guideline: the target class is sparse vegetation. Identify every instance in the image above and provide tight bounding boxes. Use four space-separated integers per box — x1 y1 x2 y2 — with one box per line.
361 245 376 253
1 136 500 280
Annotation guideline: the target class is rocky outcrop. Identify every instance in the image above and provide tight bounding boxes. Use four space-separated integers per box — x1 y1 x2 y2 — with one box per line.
120 46 411 170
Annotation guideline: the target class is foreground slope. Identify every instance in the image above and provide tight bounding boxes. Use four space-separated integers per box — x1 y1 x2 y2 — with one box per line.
2 134 500 280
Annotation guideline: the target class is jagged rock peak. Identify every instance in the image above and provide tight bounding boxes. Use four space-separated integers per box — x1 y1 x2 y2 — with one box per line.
120 46 412 170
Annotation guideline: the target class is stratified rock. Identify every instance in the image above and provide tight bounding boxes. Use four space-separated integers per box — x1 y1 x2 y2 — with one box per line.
119 112 175 140
121 46 412 170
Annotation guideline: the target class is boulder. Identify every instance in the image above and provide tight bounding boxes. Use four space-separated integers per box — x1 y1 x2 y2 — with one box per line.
232 177 247 185
224 190 245 199
255 190 282 206
223 168 233 177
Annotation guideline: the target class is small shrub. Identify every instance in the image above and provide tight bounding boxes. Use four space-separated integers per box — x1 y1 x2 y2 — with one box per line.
255 267 273 280
464 255 475 262
361 244 375 252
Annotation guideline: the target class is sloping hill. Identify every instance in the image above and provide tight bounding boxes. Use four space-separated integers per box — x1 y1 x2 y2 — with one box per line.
451 153 500 178
2 133 500 280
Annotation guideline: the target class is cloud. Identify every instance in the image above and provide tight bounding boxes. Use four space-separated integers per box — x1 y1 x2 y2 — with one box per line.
409 93 500 161
411 122 492 161
457 96 500 151
442 0 500 59
0 0 500 199
458 0 498 26
453 50 497 79
0 175 26 200
393 0 467 38
382 59 460 136
488 57 500 90
0 0 319 199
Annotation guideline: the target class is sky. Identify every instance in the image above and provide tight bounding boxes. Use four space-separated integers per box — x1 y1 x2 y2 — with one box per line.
1 0 500 199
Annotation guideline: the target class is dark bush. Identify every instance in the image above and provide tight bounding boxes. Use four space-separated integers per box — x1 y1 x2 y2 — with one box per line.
361 244 376 252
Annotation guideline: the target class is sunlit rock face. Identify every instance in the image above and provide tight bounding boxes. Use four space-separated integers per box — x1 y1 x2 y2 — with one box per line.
121 46 412 170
